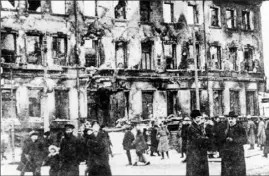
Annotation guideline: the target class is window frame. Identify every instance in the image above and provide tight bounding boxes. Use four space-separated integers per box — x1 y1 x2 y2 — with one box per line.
25 33 43 65
246 90 258 116
26 0 42 13
243 45 254 72
163 2 174 23
209 45 222 70
50 0 67 16
28 89 42 118
115 0 127 20
140 1 151 22
228 47 238 71
213 89 224 116
1 31 17 63
51 34 68 66
0 0 19 11
55 89 70 120
140 41 153 70
187 4 199 25
115 41 128 68
210 6 220 27
229 89 240 116
142 91 154 120
84 38 100 68
242 10 251 30
226 9 236 29
163 41 177 70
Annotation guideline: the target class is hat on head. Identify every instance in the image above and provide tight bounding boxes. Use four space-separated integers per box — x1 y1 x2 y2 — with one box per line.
48 145 59 153
184 117 191 121
225 111 238 118
29 131 39 137
64 123 75 129
190 110 202 119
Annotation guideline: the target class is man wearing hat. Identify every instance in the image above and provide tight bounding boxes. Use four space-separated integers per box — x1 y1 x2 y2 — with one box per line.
186 110 210 176
220 111 247 176
59 123 83 176
247 115 256 150
181 117 191 162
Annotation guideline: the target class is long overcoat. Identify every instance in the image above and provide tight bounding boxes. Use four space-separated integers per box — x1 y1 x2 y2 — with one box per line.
221 123 247 176
186 122 209 176
181 124 189 153
257 120 266 145
122 130 135 150
157 127 170 152
132 133 148 154
150 127 159 151
87 132 112 176
247 120 256 145
264 125 269 154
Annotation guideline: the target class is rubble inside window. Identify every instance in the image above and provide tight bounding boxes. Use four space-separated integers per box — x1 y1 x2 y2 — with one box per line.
243 46 254 71
226 9 236 28
29 90 41 117
210 7 220 27
1 0 18 9
187 4 198 25
140 1 150 22
163 2 174 23
52 36 67 66
242 10 251 30
51 1 66 14
55 90 69 119
84 39 99 67
213 90 223 116
115 0 126 19
229 47 238 71
1 33 16 63
230 90 240 115
27 0 41 12
246 91 256 115
210 45 221 70
163 43 176 69
115 41 127 68
141 41 153 70
83 0 97 17
142 91 153 120
26 34 42 65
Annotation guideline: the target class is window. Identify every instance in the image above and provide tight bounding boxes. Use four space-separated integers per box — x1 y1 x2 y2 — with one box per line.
141 42 153 70
1 90 16 119
51 1 66 14
27 0 41 12
242 11 250 30
115 41 127 68
210 45 221 70
83 0 97 17
55 90 69 119
1 0 18 9
87 92 98 121
163 2 174 23
167 91 177 116
115 0 126 19
244 46 254 71
189 43 200 69
213 90 223 116
1 33 16 63
26 34 42 65
164 43 176 69
142 91 154 120
140 1 150 22
226 9 236 28
246 91 257 115
52 36 67 65
229 47 238 71
84 39 100 67
210 7 220 27
191 90 201 111
187 4 198 25
29 90 41 117
230 90 240 116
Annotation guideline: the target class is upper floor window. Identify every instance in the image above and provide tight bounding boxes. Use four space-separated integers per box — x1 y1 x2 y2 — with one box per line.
210 7 220 27
27 0 41 12
1 0 18 9
1 32 16 63
163 2 174 23
115 41 127 68
229 47 238 71
140 1 150 22
242 10 251 30
26 34 42 65
164 43 176 69
210 45 222 70
115 0 126 19
51 1 66 15
83 0 97 17
84 39 99 67
226 9 236 29
52 35 67 66
141 41 153 70
189 43 200 69
187 4 198 25
243 46 254 71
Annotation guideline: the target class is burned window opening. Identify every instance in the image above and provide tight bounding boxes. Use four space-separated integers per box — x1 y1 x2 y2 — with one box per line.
230 90 240 115
213 90 223 116
187 4 199 25
242 11 251 30
189 43 200 69
163 2 174 23
52 36 67 66
29 90 41 118
142 91 154 120
1 32 17 63
27 0 41 12
229 47 238 71
226 9 236 28
85 39 100 67
115 0 126 19
211 7 220 27
140 1 150 22
246 91 257 116
210 45 222 70
55 90 69 119
167 91 177 116
164 43 177 69
115 41 127 68
243 46 254 71
141 41 153 70
26 34 42 65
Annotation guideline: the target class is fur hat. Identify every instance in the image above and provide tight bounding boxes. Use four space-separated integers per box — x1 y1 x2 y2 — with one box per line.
48 145 59 153
190 110 202 119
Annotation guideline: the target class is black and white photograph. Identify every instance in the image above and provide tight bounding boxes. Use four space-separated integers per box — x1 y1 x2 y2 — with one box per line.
1 0 269 175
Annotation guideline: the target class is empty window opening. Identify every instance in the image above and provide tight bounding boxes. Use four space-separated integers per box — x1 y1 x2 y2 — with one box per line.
115 0 126 19
115 41 127 68
85 39 99 67
83 0 97 17
189 43 200 69
142 91 154 120
246 91 257 116
229 47 238 71
213 90 223 116
164 43 177 69
51 1 66 14
191 90 201 111
244 46 254 71
140 1 150 22
230 90 240 115
226 9 236 28
55 90 69 119
27 0 41 12
141 42 153 70
242 11 250 30
211 7 220 27
29 90 41 118
1 90 16 119
26 34 42 65
187 4 198 24
1 33 16 63
1 0 18 9
163 2 174 23
210 45 221 70
167 91 177 116
52 36 67 66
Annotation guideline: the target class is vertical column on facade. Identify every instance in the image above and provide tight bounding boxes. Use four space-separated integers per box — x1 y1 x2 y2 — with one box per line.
240 83 247 116
45 91 56 131
177 90 191 116
15 85 29 124
207 81 214 117
69 88 78 134
17 30 27 64
129 86 142 120
153 90 167 119
79 88 88 119
223 82 230 115
46 35 53 67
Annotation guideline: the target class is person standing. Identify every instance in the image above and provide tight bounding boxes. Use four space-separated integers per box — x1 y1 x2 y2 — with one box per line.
122 125 135 165
181 117 191 162
132 129 150 166
157 124 170 160
44 145 60 176
221 111 247 176
87 123 112 176
186 110 209 176
59 124 83 176
247 116 256 150
257 117 266 151
100 125 114 157
149 122 160 156
17 131 46 176
263 121 269 158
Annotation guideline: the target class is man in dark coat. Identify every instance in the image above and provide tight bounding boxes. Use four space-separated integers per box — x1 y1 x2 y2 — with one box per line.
87 123 112 176
17 131 46 176
122 125 135 165
149 122 160 156
59 124 82 176
220 111 247 176
186 110 210 176
181 117 191 162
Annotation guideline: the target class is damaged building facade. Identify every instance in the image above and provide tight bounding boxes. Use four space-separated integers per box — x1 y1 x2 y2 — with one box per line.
0 0 266 130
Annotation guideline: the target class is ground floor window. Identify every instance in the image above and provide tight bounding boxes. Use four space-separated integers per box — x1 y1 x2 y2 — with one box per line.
55 90 69 119
1 90 16 119
142 91 154 119
246 91 258 116
230 90 240 115
213 90 223 116
28 90 41 117
167 91 177 116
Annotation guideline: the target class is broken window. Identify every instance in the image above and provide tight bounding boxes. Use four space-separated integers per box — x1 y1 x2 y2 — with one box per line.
115 41 127 68
190 90 201 112
141 41 153 70
1 0 18 9
85 39 99 67
83 0 97 17
244 46 254 71
242 11 251 30
51 1 66 15
87 92 98 121
229 47 238 71
230 90 240 116
27 0 41 12
115 0 126 19
26 34 42 65
226 9 236 28
164 43 176 69
142 91 154 120
213 90 223 116
189 43 200 69
210 7 220 27
1 33 16 63
163 2 174 23
55 90 69 119
210 45 221 70
167 91 177 116
187 4 198 25
1 90 16 119
246 91 257 116
52 36 67 65
29 90 41 117
140 1 150 22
